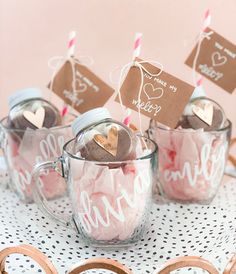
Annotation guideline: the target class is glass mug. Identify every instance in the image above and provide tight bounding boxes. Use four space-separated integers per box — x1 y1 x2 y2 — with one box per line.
0 116 73 203
31 136 157 246
149 119 232 204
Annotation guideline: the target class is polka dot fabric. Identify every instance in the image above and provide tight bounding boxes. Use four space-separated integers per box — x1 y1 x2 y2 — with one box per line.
0 177 235 274
0 156 9 188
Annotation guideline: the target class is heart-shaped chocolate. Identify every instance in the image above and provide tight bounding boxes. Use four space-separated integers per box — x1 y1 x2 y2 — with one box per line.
23 107 45 129
192 103 213 126
179 108 223 131
79 127 135 162
93 127 118 156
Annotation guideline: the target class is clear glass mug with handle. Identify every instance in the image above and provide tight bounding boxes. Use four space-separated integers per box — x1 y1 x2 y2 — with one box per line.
149 117 232 204
0 116 73 203
31 136 157 247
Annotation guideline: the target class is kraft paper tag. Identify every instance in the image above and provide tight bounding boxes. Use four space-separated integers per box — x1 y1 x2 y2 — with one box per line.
49 60 114 113
185 27 236 93
116 58 194 128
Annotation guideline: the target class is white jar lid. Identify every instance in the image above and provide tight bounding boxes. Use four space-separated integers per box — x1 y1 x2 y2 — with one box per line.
72 108 112 136
8 88 42 109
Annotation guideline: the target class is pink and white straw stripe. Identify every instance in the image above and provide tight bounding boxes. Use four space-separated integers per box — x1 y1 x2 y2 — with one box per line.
203 9 211 32
197 76 203 87
123 108 132 126
61 30 76 117
67 31 76 58
132 32 142 60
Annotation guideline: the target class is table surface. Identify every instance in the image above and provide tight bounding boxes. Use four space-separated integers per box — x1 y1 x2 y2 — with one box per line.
0 176 235 274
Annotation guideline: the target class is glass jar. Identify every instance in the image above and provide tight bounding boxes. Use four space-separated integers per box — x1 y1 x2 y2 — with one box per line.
71 107 139 162
8 87 61 134
0 116 73 203
0 88 72 202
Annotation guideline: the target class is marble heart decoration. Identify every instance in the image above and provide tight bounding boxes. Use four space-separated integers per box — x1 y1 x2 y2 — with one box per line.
93 126 118 156
23 107 45 129
192 103 213 126
212 52 227 67
143 83 164 100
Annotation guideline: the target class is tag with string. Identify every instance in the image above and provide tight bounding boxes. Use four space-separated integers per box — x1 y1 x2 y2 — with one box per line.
47 31 114 114
48 58 114 113
115 57 195 129
185 27 236 94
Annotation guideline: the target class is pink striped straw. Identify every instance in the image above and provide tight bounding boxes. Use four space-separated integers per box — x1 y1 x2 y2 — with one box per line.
197 76 203 87
123 108 132 126
132 32 142 61
67 31 76 58
203 9 211 32
61 105 69 117
61 31 76 117
122 33 143 126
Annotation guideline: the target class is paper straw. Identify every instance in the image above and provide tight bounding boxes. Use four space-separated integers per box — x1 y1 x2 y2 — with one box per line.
192 10 211 87
122 33 142 127
123 108 132 126
203 9 211 32
123 33 142 129
61 105 69 117
132 32 142 61
197 76 203 87
61 31 76 117
67 31 76 58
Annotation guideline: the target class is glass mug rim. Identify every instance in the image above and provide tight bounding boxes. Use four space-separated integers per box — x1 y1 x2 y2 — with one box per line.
154 118 231 134
62 135 158 164
0 115 74 133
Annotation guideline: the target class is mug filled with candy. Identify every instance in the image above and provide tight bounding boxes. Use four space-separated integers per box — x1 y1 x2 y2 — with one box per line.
149 96 232 204
31 108 157 246
0 87 74 203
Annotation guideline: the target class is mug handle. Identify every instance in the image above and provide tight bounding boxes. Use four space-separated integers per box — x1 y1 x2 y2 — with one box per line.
67 258 133 274
155 256 219 274
223 254 236 274
0 244 58 274
31 158 72 227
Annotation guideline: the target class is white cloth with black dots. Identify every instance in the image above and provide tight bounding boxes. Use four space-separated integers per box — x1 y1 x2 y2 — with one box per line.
0 177 235 274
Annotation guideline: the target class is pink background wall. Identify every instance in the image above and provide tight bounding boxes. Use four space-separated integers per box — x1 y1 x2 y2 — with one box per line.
0 0 235 134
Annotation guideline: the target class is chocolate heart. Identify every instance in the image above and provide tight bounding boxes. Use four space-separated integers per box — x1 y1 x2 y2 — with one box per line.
80 129 136 162
94 127 118 156
192 103 213 126
23 107 45 129
182 108 224 131
9 106 61 139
